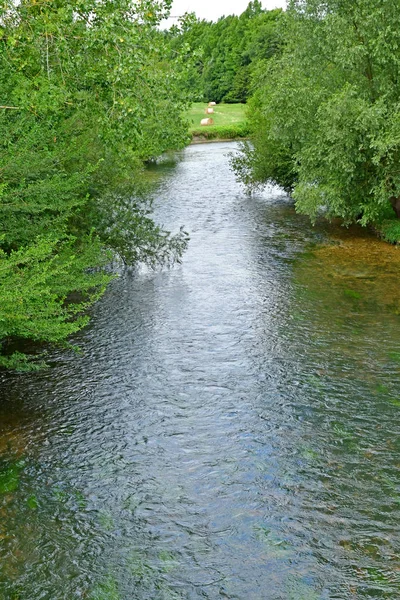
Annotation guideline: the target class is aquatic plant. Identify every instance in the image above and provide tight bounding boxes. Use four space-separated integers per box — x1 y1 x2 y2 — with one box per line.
89 576 121 600
0 459 24 495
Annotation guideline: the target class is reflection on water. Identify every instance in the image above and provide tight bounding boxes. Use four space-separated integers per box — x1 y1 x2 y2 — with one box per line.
0 142 399 599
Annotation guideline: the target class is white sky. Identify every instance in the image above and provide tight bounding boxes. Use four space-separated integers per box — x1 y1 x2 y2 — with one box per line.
163 0 287 27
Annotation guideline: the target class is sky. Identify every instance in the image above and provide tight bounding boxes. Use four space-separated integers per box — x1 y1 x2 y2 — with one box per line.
162 0 287 27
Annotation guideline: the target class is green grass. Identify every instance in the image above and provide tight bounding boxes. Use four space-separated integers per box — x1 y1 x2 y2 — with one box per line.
188 102 249 140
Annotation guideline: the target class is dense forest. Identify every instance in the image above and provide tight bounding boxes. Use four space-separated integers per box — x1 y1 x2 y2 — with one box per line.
165 1 283 104
1 0 400 369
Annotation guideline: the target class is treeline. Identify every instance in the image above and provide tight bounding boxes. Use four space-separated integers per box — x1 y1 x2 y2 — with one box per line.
165 1 283 104
232 0 400 241
0 0 189 370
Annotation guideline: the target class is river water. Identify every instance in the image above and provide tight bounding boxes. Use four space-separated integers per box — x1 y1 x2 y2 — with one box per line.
1 142 400 599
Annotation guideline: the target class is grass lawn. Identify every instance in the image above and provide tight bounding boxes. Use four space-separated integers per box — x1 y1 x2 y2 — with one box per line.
188 102 247 132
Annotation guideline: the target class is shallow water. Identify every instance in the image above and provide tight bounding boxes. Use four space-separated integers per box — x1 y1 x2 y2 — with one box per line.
0 142 400 599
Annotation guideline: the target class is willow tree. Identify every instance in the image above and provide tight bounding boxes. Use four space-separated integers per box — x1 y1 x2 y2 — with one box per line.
234 0 400 238
0 0 189 370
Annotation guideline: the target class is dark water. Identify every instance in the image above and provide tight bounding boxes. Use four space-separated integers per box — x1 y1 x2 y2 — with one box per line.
1 142 400 599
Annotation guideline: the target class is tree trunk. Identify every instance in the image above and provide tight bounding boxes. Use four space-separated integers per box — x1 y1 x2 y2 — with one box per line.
390 196 400 218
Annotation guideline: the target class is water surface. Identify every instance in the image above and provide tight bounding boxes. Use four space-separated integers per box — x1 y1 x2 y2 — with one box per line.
1 142 400 599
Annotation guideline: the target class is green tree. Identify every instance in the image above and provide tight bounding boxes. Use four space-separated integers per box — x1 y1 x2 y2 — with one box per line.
234 0 400 232
166 4 282 104
0 0 189 369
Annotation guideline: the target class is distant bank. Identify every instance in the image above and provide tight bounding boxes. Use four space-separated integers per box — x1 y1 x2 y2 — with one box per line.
188 103 250 142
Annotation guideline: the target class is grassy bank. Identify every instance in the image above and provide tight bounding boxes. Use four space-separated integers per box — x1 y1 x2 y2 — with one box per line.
188 102 250 141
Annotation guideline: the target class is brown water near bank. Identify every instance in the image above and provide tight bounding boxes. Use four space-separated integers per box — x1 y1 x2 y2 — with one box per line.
298 223 400 313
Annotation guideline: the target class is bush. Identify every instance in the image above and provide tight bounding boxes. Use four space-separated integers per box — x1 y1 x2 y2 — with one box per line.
377 219 400 244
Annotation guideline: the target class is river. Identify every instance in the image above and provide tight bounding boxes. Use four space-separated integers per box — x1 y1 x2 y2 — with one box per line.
0 142 399 599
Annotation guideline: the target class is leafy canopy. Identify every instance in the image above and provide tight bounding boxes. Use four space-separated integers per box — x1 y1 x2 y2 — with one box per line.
165 2 283 104
0 0 189 369
233 0 400 230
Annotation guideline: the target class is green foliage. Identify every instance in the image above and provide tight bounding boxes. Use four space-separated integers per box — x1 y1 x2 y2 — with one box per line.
234 0 400 230
0 0 190 369
189 103 250 140
378 219 400 244
166 3 283 104
191 123 250 140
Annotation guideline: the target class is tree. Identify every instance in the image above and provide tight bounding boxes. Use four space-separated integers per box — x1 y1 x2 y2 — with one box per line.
0 0 189 369
234 0 400 232
165 4 283 104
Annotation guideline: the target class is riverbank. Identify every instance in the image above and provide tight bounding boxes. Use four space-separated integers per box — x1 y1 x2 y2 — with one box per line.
188 102 250 141
190 132 250 144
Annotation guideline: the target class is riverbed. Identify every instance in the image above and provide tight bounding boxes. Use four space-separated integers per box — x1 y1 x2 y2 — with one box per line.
0 142 399 599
